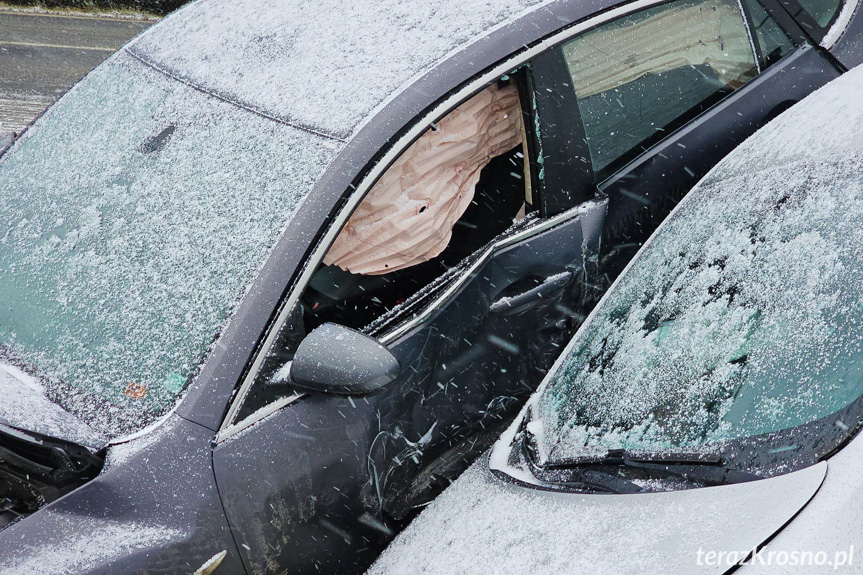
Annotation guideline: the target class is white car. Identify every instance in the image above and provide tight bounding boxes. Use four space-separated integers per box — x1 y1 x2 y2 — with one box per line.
367 64 863 574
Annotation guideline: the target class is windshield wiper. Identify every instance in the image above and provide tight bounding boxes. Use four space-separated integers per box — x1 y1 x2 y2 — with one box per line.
544 448 763 488
0 424 102 486
512 412 763 493
547 448 722 467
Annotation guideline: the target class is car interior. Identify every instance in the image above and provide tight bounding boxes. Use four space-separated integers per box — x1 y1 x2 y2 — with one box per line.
304 145 529 332
236 79 533 416
307 80 530 330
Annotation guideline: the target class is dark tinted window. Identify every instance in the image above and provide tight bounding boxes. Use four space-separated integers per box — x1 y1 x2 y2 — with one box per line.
742 0 797 67
559 0 759 176
797 0 843 28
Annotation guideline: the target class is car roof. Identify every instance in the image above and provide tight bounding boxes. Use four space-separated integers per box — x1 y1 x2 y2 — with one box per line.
127 0 556 141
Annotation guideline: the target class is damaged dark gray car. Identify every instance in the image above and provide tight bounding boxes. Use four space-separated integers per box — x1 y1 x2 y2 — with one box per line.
0 0 861 572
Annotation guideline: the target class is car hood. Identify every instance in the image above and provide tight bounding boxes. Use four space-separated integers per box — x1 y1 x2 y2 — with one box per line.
0 363 105 450
367 456 827 575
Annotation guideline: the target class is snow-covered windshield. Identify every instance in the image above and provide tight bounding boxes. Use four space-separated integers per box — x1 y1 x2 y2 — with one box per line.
536 69 863 463
0 51 338 437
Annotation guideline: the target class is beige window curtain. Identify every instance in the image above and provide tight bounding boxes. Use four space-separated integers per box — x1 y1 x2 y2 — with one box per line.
324 82 523 275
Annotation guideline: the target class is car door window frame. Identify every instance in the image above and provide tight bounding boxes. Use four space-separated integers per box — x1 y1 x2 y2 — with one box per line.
528 50 598 217
758 0 822 42
739 0 800 66
774 0 846 42
368 199 603 345
215 0 743 443
541 0 807 185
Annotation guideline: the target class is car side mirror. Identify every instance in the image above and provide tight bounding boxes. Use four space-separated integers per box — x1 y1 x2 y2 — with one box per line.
290 323 400 395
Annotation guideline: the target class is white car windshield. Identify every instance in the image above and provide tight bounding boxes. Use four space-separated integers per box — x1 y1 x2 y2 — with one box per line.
536 71 863 464
0 51 338 437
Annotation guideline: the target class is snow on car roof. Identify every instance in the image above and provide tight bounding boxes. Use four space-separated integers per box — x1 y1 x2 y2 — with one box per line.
127 0 552 140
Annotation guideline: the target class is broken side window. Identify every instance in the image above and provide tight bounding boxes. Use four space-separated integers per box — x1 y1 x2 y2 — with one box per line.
235 79 533 421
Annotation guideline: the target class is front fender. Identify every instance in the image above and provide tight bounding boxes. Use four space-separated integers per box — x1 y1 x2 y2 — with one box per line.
0 416 244 575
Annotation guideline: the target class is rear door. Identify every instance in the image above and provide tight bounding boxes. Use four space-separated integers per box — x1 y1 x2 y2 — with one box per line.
529 0 842 281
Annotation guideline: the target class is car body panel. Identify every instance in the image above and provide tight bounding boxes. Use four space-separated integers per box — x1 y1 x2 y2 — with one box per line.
0 415 244 574
739 426 863 572
367 455 826 575
370 200 606 515
212 201 607 575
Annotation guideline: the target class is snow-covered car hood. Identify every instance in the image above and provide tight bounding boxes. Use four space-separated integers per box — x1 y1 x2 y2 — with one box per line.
368 456 826 575
0 364 104 450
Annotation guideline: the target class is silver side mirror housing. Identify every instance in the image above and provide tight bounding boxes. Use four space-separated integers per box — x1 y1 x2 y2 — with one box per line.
290 323 400 395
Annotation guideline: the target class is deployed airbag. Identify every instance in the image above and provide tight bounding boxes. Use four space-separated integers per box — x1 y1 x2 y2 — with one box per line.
324 82 523 275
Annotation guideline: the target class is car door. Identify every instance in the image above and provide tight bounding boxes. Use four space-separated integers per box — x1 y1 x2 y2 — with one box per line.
209 70 607 575
210 208 607 575
361 197 606 514
528 0 843 283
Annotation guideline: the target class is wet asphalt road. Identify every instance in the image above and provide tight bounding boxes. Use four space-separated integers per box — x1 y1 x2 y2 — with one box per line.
0 10 153 133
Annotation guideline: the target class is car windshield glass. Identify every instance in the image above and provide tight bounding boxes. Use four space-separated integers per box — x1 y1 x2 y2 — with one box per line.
0 51 338 437
535 79 863 464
